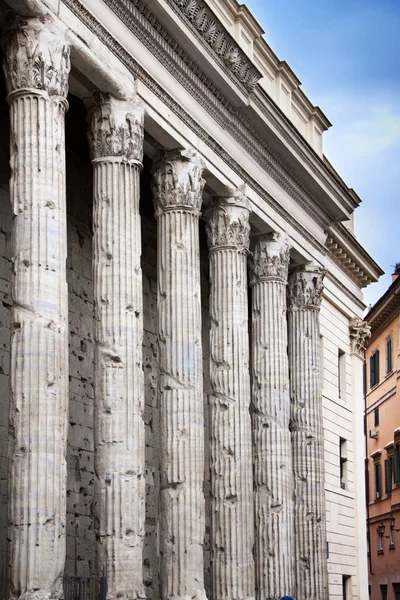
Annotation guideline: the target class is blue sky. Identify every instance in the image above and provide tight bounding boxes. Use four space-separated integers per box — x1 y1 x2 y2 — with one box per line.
245 0 400 307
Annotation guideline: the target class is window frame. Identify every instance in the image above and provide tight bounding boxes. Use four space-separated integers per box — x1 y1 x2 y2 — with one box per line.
386 334 393 374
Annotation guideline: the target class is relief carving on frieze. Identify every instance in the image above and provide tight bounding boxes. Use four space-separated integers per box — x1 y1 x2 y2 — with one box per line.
167 0 261 92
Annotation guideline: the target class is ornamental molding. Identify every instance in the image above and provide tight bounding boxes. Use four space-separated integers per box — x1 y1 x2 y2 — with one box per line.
2 15 70 98
61 0 328 255
151 148 205 214
288 264 326 310
100 0 332 229
205 193 251 253
88 92 144 162
249 232 290 284
349 318 371 356
165 0 261 92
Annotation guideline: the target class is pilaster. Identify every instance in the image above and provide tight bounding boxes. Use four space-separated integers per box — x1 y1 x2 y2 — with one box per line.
152 149 207 600
205 193 255 600
349 318 371 600
249 232 294 600
288 264 329 600
2 16 70 599
88 92 145 599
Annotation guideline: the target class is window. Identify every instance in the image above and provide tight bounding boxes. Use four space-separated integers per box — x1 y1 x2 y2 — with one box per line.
375 461 382 499
365 462 370 504
380 584 388 600
378 523 385 553
386 335 393 374
342 575 351 600
385 458 393 495
393 583 400 600
394 445 400 484
378 525 385 554
374 407 380 427
340 438 348 490
370 350 380 388
390 517 395 547
338 349 346 399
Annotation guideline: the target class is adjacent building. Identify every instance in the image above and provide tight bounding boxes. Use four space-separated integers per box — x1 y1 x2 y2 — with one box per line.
365 268 400 600
0 0 382 598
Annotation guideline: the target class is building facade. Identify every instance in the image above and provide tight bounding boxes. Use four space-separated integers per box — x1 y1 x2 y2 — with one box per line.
0 0 382 599
365 270 400 600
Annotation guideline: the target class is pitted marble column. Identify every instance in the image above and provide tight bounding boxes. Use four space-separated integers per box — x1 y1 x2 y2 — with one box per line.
288 264 328 600
151 149 206 600
2 17 70 599
249 233 294 600
205 194 255 600
88 93 145 599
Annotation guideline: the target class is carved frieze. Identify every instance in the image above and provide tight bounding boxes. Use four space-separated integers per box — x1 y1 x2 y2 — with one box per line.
250 231 290 283
167 0 261 92
349 318 371 356
88 92 144 162
2 15 70 98
205 193 251 252
151 148 205 214
288 264 326 310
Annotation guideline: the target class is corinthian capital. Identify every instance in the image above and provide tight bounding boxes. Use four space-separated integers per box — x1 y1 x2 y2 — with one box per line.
249 231 290 284
288 264 326 310
2 15 70 98
205 192 251 253
151 148 205 215
349 318 371 356
88 93 144 162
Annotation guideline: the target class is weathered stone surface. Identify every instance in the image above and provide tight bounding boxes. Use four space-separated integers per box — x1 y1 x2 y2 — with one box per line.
288 264 328 600
2 17 70 600
152 149 207 600
205 194 255 600
89 94 146 598
249 232 294 600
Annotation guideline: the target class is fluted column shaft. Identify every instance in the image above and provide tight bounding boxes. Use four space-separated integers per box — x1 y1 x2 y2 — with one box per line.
249 233 293 600
206 196 255 600
288 265 328 600
89 94 145 598
2 17 70 599
152 149 206 600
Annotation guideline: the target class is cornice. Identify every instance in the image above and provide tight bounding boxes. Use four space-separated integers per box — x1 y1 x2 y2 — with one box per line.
62 0 329 257
103 0 333 229
326 223 383 288
166 0 262 92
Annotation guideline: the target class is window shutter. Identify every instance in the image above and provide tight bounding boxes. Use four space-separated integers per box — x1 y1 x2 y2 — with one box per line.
375 462 382 497
387 337 392 373
394 446 400 484
375 350 380 385
370 354 375 388
385 459 392 495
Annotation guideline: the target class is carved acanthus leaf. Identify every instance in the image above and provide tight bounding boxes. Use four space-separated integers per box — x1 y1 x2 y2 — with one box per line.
2 15 70 98
167 0 261 92
88 92 144 162
206 194 251 253
250 232 290 283
349 318 371 356
288 264 326 310
151 148 205 214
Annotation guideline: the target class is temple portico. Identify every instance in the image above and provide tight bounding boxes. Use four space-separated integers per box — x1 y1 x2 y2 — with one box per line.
0 2 382 599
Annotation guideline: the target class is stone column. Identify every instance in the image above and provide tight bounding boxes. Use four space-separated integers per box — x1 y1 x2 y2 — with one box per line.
349 318 371 600
288 264 328 600
2 17 70 599
205 194 255 600
249 232 294 600
151 149 206 600
88 93 145 598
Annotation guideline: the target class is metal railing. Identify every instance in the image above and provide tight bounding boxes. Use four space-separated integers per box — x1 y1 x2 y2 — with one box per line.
63 574 107 600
